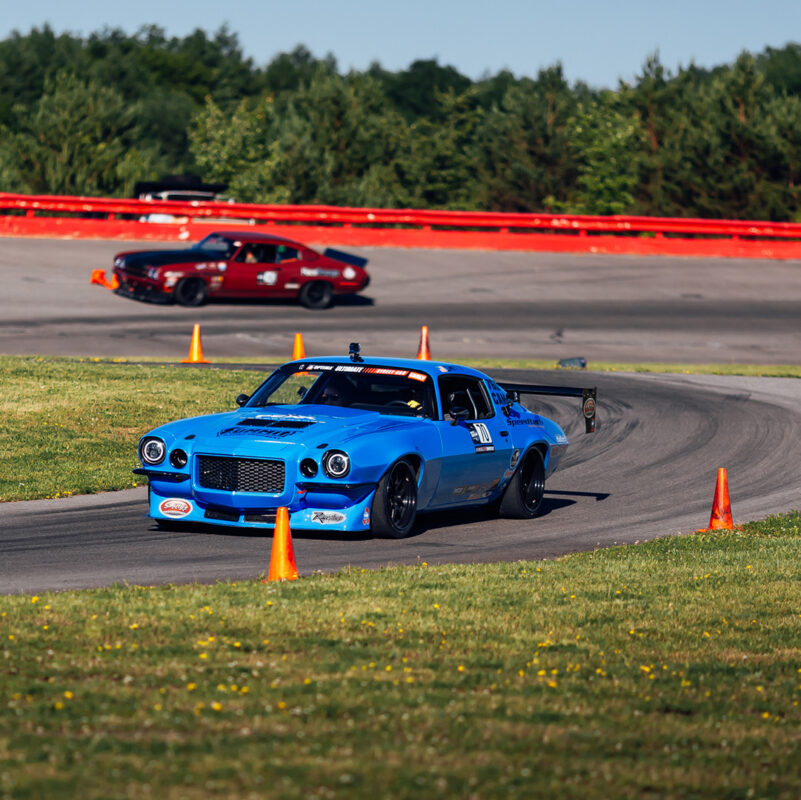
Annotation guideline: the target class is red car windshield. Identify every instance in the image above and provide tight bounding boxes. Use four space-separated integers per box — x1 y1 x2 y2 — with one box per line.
192 234 237 258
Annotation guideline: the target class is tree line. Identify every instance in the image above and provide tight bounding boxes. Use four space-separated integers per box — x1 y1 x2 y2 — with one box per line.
1 25 801 220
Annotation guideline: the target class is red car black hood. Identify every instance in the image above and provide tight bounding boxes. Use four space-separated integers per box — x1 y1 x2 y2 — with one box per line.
118 249 219 270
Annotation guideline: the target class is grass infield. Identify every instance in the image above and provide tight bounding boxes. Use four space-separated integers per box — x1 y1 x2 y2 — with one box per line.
1 355 799 503
1 514 800 798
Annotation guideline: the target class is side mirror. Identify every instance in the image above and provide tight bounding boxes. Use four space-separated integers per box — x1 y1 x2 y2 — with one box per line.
235 393 250 407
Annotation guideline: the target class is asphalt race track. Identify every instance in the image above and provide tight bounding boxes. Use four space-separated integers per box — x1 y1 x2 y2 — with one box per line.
2 238 801 593
3 238 801 363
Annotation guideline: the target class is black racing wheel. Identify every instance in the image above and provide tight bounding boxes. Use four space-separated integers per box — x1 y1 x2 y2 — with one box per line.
497 448 546 518
173 278 208 307
371 459 418 538
299 281 334 309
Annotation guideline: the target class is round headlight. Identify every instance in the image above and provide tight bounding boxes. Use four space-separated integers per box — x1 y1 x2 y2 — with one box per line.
322 450 350 479
300 458 318 478
139 437 166 466
169 448 188 468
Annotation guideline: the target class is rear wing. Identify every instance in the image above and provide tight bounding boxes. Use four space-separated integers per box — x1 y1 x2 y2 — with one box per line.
499 383 597 434
323 248 368 268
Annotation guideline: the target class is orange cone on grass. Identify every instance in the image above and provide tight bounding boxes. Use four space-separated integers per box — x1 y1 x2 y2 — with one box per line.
266 507 299 581
707 468 733 530
181 324 209 364
416 325 431 360
292 333 306 360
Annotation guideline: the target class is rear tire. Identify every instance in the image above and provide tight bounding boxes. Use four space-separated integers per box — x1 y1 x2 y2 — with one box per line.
498 448 546 518
371 459 418 538
299 281 334 309
174 278 208 307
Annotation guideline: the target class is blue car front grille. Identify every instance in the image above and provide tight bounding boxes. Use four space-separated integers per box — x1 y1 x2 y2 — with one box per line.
197 456 285 493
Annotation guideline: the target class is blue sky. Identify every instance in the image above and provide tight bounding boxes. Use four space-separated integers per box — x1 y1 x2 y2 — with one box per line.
3 0 800 88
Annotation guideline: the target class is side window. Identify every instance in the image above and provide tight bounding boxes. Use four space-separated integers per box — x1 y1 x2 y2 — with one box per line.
438 376 494 420
234 244 278 263
276 245 298 262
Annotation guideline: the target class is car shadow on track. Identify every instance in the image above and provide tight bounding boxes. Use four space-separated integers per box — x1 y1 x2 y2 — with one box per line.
411 495 578 537
205 294 376 309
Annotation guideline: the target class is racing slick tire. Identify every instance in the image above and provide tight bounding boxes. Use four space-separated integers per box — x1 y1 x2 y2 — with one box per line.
299 281 334 309
174 278 208 307
371 459 418 538
497 447 546 519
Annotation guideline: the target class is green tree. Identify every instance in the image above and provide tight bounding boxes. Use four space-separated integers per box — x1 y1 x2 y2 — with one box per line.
474 65 580 212
189 95 286 203
565 94 643 215
0 71 164 196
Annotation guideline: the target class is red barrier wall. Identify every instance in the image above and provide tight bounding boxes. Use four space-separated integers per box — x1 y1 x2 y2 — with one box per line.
2 192 801 259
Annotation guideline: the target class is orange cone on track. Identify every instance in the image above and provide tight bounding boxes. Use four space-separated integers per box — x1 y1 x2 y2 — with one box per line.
266 507 299 581
90 269 116 290
181 324 210 364
292 333 306 360
416 325 431 360
706 468 734 530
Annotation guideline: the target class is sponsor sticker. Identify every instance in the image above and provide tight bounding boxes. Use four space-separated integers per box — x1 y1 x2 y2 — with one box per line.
362 506 370 526
311 511 346 525
257 270 278 286
468 423 493 445
301 267 339 278
407 371 427 382
158 498 193 519
583 396 597 419
364 367 409 377
475 444 495 453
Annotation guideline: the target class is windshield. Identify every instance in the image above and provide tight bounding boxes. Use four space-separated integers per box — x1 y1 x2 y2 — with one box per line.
192 234 238 258
248 364 436 418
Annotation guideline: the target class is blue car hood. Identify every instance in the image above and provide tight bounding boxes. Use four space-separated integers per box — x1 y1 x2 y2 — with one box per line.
159 405 423 456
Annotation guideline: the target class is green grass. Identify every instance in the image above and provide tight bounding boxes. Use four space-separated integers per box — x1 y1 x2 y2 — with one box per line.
2 514 801 798
0 356 259 502
1 355 799 503
460 357 801 378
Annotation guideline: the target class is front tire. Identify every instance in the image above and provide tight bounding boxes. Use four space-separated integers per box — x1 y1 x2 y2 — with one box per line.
371 459 418 538
299 281 334 309
174 278 208 307
498 448 546 518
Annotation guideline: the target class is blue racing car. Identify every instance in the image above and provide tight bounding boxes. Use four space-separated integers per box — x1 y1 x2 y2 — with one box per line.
135 345 597 538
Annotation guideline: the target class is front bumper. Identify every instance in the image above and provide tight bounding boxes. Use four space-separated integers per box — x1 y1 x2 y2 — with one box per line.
138 468 377 532
114 272 172 304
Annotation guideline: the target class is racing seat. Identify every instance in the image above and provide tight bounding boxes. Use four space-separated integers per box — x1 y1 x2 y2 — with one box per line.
446 390 476 419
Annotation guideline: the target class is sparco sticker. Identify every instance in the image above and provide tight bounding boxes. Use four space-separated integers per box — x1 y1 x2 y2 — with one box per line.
311 511 346 525
158 498 193 518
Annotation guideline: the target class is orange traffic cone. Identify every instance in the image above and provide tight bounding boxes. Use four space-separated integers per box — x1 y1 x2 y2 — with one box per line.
416 325 431 360
265 507 299 581
292 333 306 360
90 269 107 287
181 324 210 364
706 468 734 530
90 269 115 289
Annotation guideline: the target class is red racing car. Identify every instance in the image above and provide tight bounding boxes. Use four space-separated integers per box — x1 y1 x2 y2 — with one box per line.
110 231 370 309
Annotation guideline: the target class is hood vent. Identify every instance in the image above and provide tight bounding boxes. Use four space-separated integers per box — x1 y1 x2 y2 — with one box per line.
240 418 315 429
